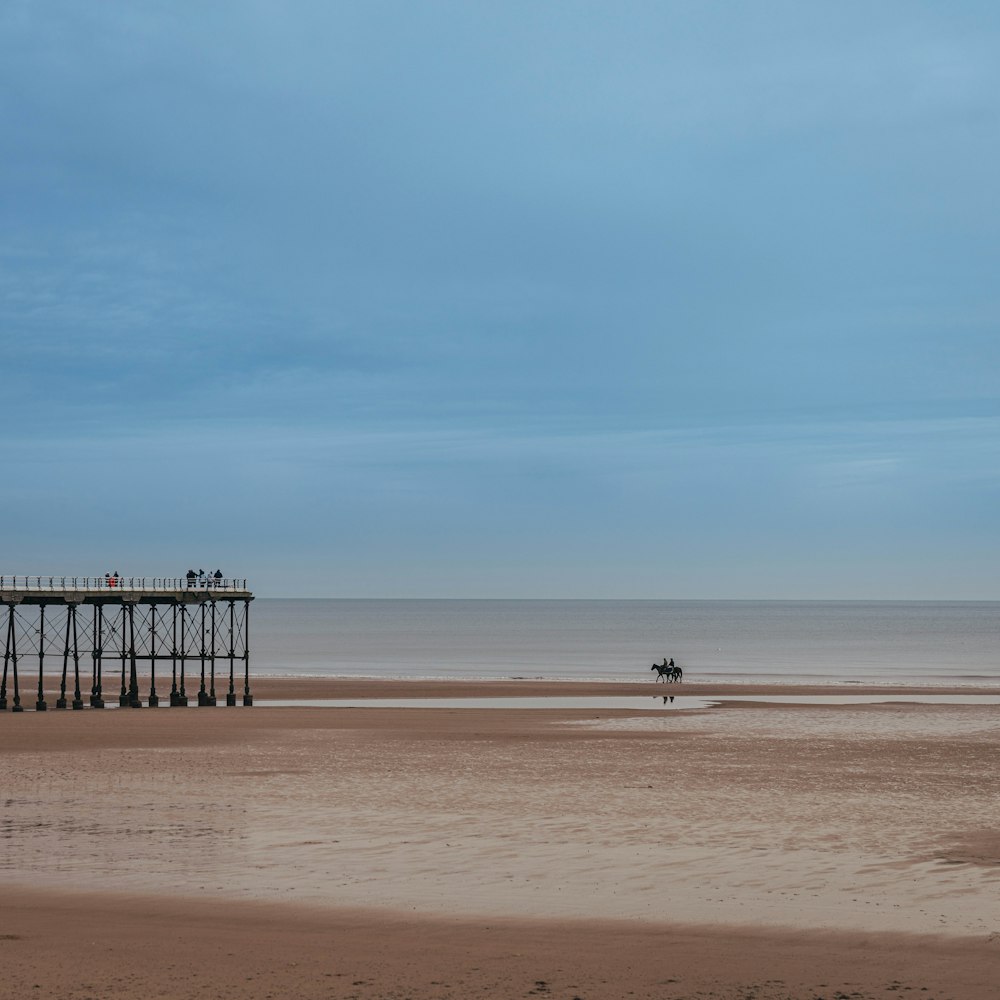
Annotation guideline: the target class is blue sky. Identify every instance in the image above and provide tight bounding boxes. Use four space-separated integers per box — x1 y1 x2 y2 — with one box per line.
2 2 998 597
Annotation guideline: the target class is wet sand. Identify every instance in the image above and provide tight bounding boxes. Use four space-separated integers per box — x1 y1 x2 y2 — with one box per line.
1 678 999 998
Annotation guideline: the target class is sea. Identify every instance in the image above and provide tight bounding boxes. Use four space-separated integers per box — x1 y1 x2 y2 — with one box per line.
252 599 1000 687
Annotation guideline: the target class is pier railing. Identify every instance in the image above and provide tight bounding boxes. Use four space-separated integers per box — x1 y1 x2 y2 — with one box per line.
0 576 249 593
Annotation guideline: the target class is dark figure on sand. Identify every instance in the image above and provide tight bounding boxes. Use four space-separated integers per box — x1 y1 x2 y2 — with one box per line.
650 659 683 683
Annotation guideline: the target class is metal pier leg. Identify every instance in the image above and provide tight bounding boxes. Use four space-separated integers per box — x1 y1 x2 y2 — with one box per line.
226 600 236 706
127 604 141 708
119 608 129 707
1 605 10 710
11 606 23 712
170 603 179 706
71 606 84 709
242 599 252 707
57 605 71 708
178 603 189 706
90 604 98 705
208 600 217 706
36 604 47 711
148 605 159 708
197 602 209 706
91 605 105 708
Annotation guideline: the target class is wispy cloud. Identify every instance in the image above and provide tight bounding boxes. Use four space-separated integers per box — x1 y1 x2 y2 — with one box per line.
2 2 999 595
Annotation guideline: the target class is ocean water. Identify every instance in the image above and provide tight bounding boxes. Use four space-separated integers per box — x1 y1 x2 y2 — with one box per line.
252 599 1000 686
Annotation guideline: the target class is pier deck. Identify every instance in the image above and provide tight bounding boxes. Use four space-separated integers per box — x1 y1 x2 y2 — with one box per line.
0 576 252 605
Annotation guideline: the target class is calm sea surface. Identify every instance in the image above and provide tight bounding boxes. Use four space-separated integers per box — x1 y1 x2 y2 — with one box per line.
252 600 1000 686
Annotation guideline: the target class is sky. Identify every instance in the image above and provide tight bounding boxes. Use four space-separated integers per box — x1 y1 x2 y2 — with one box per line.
2 1 999 598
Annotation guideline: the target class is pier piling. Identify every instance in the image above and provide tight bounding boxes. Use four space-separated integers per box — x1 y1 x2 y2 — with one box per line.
0 577 253 713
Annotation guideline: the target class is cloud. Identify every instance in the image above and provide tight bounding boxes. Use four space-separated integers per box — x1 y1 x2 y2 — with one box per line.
2 2 999 595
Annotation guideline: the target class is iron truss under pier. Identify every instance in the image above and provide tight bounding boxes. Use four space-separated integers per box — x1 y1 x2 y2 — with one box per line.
0 577 254 712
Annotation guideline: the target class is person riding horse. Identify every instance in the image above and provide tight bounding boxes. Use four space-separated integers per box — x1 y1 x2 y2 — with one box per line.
650 658 683 683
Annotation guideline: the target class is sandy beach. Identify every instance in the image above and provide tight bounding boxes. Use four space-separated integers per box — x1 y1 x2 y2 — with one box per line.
2 678 998 998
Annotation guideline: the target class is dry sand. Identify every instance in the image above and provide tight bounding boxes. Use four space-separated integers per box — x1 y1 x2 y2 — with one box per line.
1 678 998 999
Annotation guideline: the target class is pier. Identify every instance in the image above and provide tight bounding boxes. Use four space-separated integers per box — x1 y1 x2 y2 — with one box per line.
0 576 253 712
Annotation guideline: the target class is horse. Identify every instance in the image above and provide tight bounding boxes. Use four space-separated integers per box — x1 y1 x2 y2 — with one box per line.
650 662 683 683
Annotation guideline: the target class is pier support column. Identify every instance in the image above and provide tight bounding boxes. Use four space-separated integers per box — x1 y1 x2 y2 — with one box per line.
118 607 129 707
242 599 252 706
226 600 236 706
10 603 23 712
148 605 159 708
208 599 217 707
35 604 47 711
197 601 209 706
91 604 105 708
57 604 71 708
127 602 141 708
177 602 189 706
169 603 180 706
71 604 84 709
1 604 12 711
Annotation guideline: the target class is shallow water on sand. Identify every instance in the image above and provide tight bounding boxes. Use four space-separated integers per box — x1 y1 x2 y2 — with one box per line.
257 693 1000 710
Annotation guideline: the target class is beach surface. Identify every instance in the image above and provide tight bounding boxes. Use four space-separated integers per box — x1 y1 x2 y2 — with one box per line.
1 678 998 998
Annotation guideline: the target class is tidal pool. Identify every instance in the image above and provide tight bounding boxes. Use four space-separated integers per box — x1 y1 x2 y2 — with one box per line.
256 693 1000 710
